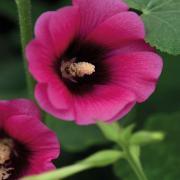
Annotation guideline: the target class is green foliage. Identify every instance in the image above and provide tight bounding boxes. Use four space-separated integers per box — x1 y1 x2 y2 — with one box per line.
98 120 164 147
97 122 122 142
124 0 180 55
98 121 164 180
124 0 149 10
114 112 180 180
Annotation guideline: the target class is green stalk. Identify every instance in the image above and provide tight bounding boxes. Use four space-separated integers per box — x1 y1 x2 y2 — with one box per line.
21 150 123 180
97 122 148 180
15 0 34 99
21 163 90 180
122 145 148 180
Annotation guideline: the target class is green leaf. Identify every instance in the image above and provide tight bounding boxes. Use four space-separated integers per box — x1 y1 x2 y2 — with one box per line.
125 0 180 55
130 131 165 145
124 0 149 10
114 112 180 180
45 115 107 152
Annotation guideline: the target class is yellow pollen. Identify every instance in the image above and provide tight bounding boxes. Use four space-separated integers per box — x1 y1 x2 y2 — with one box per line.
0 139 14 164
69 62 95 77
61 59 95 81
0 139 15 179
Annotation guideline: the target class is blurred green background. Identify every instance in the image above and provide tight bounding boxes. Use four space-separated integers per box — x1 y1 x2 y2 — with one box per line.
0 0 180 179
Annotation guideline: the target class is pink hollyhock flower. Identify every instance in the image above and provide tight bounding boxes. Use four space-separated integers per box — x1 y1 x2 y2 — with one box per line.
26 0 163 125
0 99 59 179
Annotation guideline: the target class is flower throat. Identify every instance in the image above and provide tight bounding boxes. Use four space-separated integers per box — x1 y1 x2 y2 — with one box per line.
55 39 110 95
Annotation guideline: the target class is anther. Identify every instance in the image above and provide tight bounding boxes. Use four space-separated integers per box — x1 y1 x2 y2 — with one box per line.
69 62 95 77
0 139 14 164
61 58 95 81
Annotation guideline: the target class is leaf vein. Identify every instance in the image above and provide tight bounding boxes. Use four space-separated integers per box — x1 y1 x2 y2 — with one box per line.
148 14 178 35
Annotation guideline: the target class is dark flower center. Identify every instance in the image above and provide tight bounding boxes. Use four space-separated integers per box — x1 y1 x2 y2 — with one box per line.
0 130 29 180
55 38 111 95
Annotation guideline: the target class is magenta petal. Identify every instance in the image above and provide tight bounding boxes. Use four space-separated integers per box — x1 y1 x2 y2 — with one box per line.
73 0 128 36
0 99 41 122
74 85 136 125
35 11 54 45
34 12 56 63
106 101 135 123
26 40 57 82
3 114 59 176
0 99 60 177
106 52 163 102
109 40 154 57
4 115 59 158
87 12 145 49
35 83 74 120
23 162 55 176
47 79 73 109
49 6 80 57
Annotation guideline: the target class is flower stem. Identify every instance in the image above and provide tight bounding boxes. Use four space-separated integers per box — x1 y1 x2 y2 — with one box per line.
21 150 123 180
15 0 34 99
22 163 90 180
122 145 148 180
97 122 148 180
